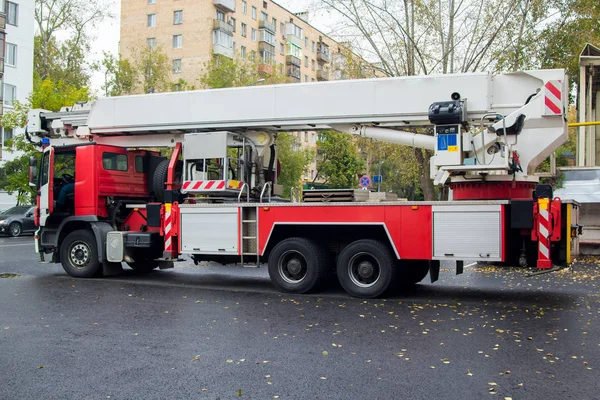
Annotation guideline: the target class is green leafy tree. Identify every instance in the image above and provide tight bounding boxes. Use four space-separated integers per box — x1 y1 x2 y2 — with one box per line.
276 133 314 198
199 56 291 88
132 45 172 94
314 131 365 188
100 51 137 96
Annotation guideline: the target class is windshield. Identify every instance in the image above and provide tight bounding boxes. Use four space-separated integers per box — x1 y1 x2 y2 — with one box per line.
2 206 31 215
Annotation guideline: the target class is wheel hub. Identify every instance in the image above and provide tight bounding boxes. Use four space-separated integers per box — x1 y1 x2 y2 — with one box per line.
287 259 302 275
70 243 90 268
357 261 374 279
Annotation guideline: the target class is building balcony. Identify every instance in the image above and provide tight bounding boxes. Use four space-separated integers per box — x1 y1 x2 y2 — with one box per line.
0 58 4 74
258 42 275 53
317 51 330 63
287 65 301 80
259 19 276 33
213 19 234 35
213 0 235 13
317 70 329 81
213 43 234 59
0 14 5 30
258 63 273 75
286 34 302 48
286 55 301 67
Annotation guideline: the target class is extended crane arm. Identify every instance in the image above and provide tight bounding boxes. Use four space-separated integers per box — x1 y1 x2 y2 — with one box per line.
27 68 567 185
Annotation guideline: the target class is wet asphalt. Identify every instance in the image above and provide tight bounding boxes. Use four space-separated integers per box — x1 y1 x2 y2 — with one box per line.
0 235 599 400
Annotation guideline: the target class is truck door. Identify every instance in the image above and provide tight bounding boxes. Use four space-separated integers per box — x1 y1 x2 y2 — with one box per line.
39 146 54 226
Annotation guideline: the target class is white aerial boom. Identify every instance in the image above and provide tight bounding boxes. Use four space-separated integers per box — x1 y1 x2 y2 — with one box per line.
27 69 567 186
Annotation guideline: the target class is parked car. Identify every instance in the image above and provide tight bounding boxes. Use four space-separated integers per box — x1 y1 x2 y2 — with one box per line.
0 206 36 237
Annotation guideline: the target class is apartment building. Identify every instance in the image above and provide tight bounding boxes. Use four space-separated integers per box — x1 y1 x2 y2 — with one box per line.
0 0 34 209
120 0 379 87
119 0 380 186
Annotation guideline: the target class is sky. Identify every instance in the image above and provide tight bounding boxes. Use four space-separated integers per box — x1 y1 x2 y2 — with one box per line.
88 0 332 93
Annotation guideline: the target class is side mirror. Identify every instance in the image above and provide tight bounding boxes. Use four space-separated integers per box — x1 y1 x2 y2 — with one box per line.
28 156 38 188
26 212 33 218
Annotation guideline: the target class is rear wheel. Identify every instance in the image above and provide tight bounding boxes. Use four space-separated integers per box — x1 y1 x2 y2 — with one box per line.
8 222 22 237
60 229 101 278
268 237 328 294
337 239 396 298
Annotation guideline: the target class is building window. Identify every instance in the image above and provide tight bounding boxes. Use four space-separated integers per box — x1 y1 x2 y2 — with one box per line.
2 128 14 144
172 59 182 73
147 14 156 27
311 133 316 143
147 37 156 49
241 23 247 37
251 6 257 20
148 0 155 4
311 59 315 71
242 1 247 14
250 50 255 61
272 17 277 31
304 56 308 67
4 84 16 106
6 43 16 66
304 74 308 82
229 17 236 32
305 37 308 48
280 43 284 55
173 34 182 49
251 28 257 41
263 1 267 8
312 41 316 52
280 22 284 35
260 11 268 21
216 10 224 21
6 2 18 26
304 132 308 142
241 46 246 59
174 10 183 24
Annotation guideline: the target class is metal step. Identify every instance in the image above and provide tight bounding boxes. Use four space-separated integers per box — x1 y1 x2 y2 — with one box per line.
242 236 257 240
242 263 260 268
242 220 257 223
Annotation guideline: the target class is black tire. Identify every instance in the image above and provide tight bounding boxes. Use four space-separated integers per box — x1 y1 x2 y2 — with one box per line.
60 229 102 278
153 159 182 203
152 160 170 203
336 239 396 298
267 237 329 294
397 260 430 286
8 222 22 237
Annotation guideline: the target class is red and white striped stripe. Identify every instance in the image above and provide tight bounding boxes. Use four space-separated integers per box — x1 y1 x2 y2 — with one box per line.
164 206 173 252
182 180 226 192
544 80 562 116
537 207 552 269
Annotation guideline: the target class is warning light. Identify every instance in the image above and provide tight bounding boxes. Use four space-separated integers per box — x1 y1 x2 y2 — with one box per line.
411 206 419 210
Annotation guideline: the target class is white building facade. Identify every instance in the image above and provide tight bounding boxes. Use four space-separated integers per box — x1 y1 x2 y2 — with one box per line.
0 0 34 210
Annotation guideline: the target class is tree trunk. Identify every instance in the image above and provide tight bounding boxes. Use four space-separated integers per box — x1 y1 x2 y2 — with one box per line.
413 148 435 200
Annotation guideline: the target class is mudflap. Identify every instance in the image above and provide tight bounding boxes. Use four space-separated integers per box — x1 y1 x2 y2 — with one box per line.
429 260 441 283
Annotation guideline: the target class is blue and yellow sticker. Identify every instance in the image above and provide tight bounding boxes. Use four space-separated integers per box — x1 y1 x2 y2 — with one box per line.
438 134 458 152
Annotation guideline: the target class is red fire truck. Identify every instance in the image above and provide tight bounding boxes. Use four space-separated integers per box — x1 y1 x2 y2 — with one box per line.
26 69 580 298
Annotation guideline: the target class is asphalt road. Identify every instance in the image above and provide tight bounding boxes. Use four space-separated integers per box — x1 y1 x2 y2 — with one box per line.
1 235 599 400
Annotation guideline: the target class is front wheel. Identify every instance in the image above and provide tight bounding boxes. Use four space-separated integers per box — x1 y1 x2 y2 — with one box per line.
337 239 396 298
267 237 328 294
8 222 22 237
60 229 102 278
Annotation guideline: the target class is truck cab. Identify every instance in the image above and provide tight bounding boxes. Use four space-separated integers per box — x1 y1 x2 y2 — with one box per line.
34 142 168 276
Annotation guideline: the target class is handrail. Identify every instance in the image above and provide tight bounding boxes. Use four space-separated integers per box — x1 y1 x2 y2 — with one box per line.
237 182 249 202
260 182 272 203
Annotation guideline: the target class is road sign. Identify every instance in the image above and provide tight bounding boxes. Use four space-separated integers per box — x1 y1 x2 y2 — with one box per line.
373 175 382 183
360 175 371 187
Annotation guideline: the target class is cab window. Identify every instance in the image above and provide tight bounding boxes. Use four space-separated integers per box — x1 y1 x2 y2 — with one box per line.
102 153 128 171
